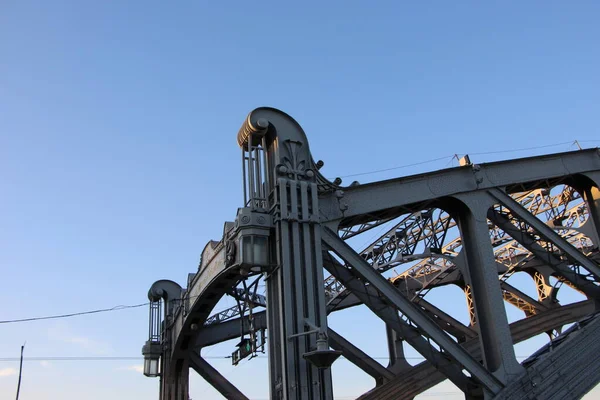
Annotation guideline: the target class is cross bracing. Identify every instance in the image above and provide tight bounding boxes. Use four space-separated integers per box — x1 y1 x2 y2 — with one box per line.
143 108 600 400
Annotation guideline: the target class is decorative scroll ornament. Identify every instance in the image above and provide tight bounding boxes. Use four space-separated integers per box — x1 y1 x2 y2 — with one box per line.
276 140 315 181
225 240 236 267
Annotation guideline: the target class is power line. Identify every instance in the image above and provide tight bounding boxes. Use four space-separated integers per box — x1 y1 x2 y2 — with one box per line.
335 156 453 179
0 357 145 361
468 141 574 156
0 355 532 362
0 303 149 324
0 355 472 398
0 291 223 325
331 140 600 180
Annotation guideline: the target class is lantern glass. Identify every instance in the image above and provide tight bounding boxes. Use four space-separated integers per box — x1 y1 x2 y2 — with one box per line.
252 236 268 266
144 357 160 377
241 235 269 270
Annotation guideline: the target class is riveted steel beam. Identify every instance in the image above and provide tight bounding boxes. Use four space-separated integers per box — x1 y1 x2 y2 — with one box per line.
489 188 600 280
417 299 477 342
327 327 395 383
320 149 600 227
145 107 600 400
487 209 600 299
189 353 249 400
322 228 504 395
359 300 595 400
196 311 267 348
500 282 548 315
322 251 478 393
494 314 600 400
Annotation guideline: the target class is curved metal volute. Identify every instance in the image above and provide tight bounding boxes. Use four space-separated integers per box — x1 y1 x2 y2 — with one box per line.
237 107 311 152
148 279 183 302
237 107 342 195
237 114 269 150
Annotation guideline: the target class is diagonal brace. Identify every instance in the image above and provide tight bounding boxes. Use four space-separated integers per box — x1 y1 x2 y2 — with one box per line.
490 188 600 279
488 210 600 299
189 352 249 400
417 299 477 341
322 253 476 393
322 228 504 395
327 327 395 383
500 282 549 312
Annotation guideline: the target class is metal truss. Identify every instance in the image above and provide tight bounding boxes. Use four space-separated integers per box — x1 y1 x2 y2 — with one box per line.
326 186 579 287
322 184 595 326
143 107 600 400
204 279 267 326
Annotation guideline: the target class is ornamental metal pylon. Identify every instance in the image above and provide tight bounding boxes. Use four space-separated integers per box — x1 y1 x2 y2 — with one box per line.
143 107 600 400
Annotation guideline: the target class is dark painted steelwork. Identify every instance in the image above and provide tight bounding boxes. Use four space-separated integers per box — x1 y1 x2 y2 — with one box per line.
359 300 597 400
189 353 249 400
143 108 600 400
321 236 502 395
327 327 395 383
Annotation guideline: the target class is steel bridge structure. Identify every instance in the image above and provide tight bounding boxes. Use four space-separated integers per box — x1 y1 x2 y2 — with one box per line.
142 107 600 400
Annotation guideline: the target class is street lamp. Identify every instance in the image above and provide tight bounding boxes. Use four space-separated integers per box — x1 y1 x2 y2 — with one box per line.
240 234 269 272
303 333 342 369
142 340 161 377
231 208 272 274
288 320 342 370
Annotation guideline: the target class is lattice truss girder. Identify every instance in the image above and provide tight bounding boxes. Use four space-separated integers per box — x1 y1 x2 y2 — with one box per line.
323 185 598 313
147 108 600 400
210 183 597 326
322 183 599 399
202 181 599 398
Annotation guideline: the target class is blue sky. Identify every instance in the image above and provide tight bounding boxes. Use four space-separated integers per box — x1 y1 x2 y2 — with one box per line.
1 1 600 399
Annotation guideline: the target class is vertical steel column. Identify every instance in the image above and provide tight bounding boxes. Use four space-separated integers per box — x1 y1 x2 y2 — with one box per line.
236 108 336 399
161 358 189 400
266 254 285 398
146 280 187 400
386 325 411 375
453 193 524 386
160 311 189 400
267 177 333 399
582 173 600 247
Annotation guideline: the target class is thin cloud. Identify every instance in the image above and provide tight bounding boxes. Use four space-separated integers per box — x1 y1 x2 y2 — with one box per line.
0 368 17 377
117 365 144 373
40 361 51 368
65 335 112 354
47 324 113 355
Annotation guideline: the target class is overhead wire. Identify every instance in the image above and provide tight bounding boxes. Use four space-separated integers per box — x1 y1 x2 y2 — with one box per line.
336 155 453 179
0 291 217 325
0 303 149 324
468 140 574 156
0 356 474 398
332 139 600 180
0 355 532 362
